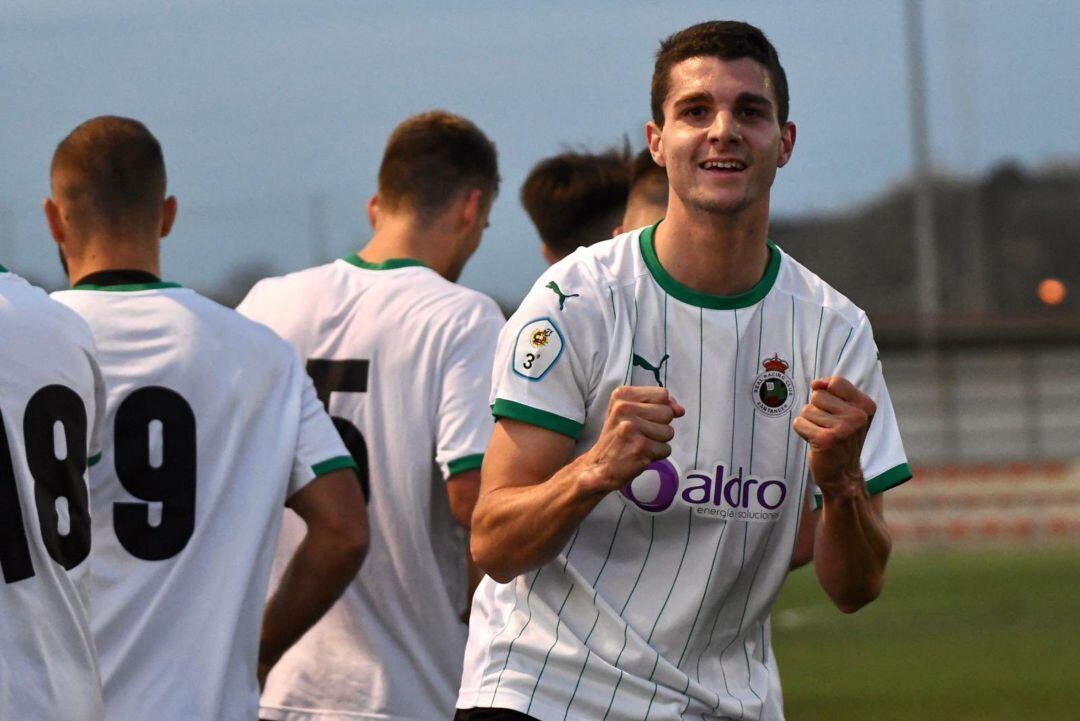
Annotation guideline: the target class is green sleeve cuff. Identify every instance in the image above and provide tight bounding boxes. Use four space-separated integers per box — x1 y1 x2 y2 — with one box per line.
447 454 484 476
491 398 584 440
88 452 102 467
814 462 912 509
311 455 359 477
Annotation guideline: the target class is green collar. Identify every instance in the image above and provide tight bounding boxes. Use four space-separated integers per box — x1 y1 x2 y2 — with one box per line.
72 281 182 292
341 254 427 271
639 221 781 309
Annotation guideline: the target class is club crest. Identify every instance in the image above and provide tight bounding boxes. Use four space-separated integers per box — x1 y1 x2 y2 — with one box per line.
752 353 796 416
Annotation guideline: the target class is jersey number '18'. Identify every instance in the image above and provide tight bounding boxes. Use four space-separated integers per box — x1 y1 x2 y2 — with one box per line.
0 385 91 584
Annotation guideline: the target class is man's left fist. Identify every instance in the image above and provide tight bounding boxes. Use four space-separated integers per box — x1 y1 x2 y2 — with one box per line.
792 376 875 499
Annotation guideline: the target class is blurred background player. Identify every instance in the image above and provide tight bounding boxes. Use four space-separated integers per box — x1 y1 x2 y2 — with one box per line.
238 110 504 721
44 116 369 721
521 145 631 264
0 264 106 721
459 21 909 721
614 147 669 234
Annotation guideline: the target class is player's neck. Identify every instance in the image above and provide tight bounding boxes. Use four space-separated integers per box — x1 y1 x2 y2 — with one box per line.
64 235 162 287
357 213 460 281
653 197 771 297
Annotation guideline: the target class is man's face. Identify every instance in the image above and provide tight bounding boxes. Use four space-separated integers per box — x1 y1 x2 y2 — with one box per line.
647 56 795 218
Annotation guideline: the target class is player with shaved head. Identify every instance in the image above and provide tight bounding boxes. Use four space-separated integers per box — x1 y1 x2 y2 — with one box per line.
458 21 909 721
45 115 369 721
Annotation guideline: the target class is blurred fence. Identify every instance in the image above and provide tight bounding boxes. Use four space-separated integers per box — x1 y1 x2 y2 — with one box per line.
884 345 1080 544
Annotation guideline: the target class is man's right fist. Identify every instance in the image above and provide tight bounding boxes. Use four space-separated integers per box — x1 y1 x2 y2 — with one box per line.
581 386 685 495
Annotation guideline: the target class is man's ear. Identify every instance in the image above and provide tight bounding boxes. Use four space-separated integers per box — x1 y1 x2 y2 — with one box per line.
777 121 796 168
367 195 379 229
43 197 66 245
160 196 178 238
459 188 484 230
645 121 665 167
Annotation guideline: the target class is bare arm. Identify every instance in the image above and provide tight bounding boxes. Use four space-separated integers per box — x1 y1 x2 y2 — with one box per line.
471 386 684 583
793 376 892 613
447 469 483 620
259 469 368 684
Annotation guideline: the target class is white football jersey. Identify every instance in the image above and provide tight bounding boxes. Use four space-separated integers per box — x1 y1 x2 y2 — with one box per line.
52 280 354 721
0 267 105 721
459 224 910 721
238 255 503 721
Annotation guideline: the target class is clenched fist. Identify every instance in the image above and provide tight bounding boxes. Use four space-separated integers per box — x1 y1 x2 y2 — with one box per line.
581 386 685 495
792 376 875 500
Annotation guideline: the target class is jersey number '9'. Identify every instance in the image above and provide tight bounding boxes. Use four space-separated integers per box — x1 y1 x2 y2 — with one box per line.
306 359 371 502
0 385 91 584
114 387 196 561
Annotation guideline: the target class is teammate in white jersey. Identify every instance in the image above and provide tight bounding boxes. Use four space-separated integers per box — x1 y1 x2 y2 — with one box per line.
43 116 369 721
238 110 504 721
459 21 910 721
0 265 106 721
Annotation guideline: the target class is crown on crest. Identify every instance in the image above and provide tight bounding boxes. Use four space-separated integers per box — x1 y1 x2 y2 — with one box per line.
762 354 789 373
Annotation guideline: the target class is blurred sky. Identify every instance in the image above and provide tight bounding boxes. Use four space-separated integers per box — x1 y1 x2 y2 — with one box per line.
2 0 1078 303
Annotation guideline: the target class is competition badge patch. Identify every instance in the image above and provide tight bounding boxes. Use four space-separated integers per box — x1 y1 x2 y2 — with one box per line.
513 318 564 380
752 353 796 416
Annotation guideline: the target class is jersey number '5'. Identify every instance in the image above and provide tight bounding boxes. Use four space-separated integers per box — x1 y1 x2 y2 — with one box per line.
0 385 91 584
306 359 371 503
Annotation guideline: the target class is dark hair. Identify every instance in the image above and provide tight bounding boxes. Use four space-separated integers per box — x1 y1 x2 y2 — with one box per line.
520 146 631 257
378 110 499 221
627 149 668 207
51 116 166 232
651 20 789 126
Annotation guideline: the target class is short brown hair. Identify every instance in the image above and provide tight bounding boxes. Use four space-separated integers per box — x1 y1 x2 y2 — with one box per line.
520 146 631 257
651 21 789 127
377 111 499 222
50 116 166 233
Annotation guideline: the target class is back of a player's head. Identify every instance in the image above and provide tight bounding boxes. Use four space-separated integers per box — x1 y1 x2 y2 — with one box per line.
651 20 789 127
622 149 669 231
520 147 632 261
377 110 499 223
50 116 167 235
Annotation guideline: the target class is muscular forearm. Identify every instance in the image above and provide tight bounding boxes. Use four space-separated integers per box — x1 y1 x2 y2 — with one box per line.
259 526 366 679
812 485 891 613
471 454 609 583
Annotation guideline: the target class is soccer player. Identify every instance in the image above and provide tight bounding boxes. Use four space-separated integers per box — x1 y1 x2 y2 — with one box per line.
0 265 106 721
237 110 504 721
521 146 632 264
614 148 670 235
44 116 369 721
458 21 910 721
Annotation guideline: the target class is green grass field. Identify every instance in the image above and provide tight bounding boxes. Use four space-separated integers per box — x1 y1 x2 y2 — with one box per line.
771 547 1080 720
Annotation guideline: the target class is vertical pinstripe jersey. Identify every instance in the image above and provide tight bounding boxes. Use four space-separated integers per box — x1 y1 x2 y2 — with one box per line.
52 283 355 721
238 256 504 721
459 224 911 721
0 269 105 721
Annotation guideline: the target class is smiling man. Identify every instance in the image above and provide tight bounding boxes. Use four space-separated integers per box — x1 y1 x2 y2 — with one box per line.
457 21 910 721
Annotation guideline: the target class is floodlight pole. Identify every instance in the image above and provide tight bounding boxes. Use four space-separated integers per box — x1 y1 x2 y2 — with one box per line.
905 0 940 352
